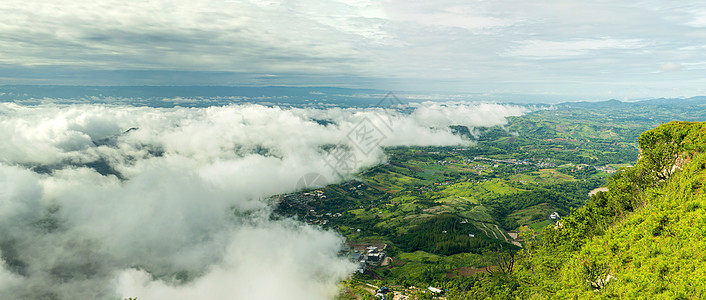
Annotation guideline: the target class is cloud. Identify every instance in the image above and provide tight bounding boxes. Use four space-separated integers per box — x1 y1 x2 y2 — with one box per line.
0 101 526 299
2 1 706 98
383 0 514 31
504 38 647 59
659 62 682 72
410 102 527 128
0 0 380 74
115 220 353 300
684 9 706 27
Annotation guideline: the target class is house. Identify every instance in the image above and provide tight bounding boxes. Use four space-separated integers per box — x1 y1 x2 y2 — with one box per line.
374 293 388 299
367 252 385 262
356 261 366 273
549 211 560 220
374 287 392 299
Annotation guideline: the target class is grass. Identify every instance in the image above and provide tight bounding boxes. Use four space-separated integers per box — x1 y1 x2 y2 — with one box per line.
459 206 495 223
508 203 555 227
509 169 575 185
398 251 442 262
388 251 492 280
437 180 521 200
528 219 552 233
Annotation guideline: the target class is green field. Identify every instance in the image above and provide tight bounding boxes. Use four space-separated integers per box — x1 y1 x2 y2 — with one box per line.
273 101 706 299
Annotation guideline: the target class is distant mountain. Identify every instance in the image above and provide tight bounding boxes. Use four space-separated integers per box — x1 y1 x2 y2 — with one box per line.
633 96 706 106
561 99 631 108
3 85 705 108
561 96 706 108
0 85 390 107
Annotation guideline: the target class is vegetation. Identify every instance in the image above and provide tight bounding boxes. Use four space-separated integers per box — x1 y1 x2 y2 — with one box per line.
273 101 706 299
456 121 706 298
394 214 514 255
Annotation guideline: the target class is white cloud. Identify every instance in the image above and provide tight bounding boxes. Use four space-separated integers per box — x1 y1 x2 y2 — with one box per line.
659 62 682 72
0 165 43 223
684 9 706 27
411 102 527 128
383 0 514 31
0 102 526 299
681 61 706 70
0 0 373 73
504 38 647 59
116 221 353 300
0 258 22 291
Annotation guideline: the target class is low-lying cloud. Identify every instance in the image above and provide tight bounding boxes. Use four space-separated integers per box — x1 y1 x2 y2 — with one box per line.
0 101 527 299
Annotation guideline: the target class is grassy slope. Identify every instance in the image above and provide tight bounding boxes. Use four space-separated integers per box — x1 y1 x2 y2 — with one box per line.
543 122 706 298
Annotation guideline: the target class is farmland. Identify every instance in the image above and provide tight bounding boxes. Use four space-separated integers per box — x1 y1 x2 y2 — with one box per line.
274 100 706 298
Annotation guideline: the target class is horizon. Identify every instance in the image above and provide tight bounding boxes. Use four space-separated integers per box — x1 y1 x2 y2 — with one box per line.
1 84 705 105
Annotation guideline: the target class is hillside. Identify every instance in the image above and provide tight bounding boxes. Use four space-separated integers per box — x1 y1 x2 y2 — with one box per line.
268 103 706 299
553 121 706 298
462 121 706 299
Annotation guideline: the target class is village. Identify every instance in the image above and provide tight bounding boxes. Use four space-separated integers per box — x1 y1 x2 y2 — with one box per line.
270 145 607 299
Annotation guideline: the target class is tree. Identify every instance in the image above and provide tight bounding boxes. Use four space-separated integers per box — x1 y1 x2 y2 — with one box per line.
637 123 684 181
488 246 515 275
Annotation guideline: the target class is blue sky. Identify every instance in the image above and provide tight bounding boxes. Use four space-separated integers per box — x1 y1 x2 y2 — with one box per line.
1 0 706 100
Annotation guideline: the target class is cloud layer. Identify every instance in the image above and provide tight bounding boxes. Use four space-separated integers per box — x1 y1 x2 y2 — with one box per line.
0 102 526 299
2 0 706 98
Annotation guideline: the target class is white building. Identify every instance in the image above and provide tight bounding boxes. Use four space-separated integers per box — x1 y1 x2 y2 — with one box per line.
549 212 560 220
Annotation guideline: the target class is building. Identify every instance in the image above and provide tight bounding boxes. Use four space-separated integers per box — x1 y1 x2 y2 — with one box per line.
356 261 366 273
428 286 444 295
367 252 385 262
549 211 560 220
375 287 391 299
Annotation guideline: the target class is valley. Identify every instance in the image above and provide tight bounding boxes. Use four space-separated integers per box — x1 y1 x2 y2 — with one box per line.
270 99 706 299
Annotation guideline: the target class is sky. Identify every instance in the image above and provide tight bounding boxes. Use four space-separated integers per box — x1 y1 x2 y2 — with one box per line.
1 0 706 99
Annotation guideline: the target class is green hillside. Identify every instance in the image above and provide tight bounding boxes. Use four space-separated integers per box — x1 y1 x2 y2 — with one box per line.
461 121 706 299
275 103 706 299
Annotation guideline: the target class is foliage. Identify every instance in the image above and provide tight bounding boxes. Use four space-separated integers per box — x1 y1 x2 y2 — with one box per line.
494 121 706 298
285 106 706 298
394 214 512 255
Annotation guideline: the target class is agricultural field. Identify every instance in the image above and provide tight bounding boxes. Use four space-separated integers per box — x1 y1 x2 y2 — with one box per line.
274 100 705 298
